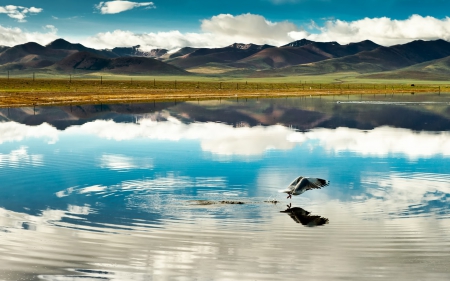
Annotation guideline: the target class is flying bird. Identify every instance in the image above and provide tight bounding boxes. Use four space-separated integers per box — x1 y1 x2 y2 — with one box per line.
281 176 329 199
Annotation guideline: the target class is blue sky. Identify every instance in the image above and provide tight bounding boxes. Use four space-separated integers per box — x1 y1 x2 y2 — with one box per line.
1 0 450 50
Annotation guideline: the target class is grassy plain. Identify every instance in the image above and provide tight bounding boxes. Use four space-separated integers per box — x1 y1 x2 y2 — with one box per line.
0 75 448 108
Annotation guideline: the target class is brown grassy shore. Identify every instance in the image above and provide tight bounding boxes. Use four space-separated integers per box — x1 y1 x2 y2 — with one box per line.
0 78 446 108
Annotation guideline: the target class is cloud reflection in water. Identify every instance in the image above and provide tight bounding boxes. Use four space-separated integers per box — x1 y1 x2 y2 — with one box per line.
2 117 450 159
98 153 153 171
0 146 43 168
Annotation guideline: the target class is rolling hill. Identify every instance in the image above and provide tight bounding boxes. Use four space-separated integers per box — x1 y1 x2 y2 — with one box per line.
361 55 450 80
234 47 329 69
164 47 200 59
253 39 450 77
47 38 118 58
170 40 380 70
235 40 379 70
166 43 274 69
0 42 77 70
111 46 168 58
54 51 188 75
0 46 9 53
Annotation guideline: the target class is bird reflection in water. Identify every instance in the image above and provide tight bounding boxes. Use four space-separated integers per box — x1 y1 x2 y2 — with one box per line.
281 203 329 227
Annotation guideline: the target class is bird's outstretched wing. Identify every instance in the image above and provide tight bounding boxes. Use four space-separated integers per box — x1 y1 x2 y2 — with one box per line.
304 178 329 190
289 176 304 187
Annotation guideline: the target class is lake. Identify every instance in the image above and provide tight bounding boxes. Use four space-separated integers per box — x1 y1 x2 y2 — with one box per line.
1 93 450 280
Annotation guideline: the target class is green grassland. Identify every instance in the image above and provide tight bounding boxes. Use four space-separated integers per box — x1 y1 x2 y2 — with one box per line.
2 69 450 85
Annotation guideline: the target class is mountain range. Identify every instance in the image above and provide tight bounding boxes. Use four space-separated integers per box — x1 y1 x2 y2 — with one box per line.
1 38 450 79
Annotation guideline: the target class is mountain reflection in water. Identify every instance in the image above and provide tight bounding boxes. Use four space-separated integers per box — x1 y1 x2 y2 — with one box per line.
0 94 450 281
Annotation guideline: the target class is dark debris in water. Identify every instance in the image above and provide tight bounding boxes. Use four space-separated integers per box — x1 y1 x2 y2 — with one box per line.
189 200 245 205
189 200 280 206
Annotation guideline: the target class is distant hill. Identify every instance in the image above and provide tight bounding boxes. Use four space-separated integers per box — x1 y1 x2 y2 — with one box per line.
236 40 380 70
169 39 380 71
166 43 274 69
301 40 380 58
54 51 187 75
164 47 199 59
0 46 9 53
254 39 450 76
361 55 450 80
111 45 168 58
283 39 316 47
0 42 77 70
235 47 329 69
46 39 118 58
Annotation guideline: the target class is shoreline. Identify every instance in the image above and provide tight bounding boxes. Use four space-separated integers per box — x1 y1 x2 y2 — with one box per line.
0 78 446 107
0 89 445 108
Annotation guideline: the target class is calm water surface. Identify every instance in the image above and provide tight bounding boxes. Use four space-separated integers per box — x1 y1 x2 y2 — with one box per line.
1 94 450 280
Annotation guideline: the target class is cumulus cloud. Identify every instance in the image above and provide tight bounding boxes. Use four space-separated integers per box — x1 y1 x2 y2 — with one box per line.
201 14 300 46
290 14 450 46
86 30 218 51
0 24 58 46
95 1 155 14
0 5 42 22
83 14 450 51
84 13 302 51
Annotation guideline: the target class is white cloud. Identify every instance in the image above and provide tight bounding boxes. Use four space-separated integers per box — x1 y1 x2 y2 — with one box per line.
290 14 450 46
83 13 302 51
83 14 450 51
0 5 42 22
85 30 218 51
95 1 155 14
1 11 450 50
0 24 58 46
201 13 300 46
